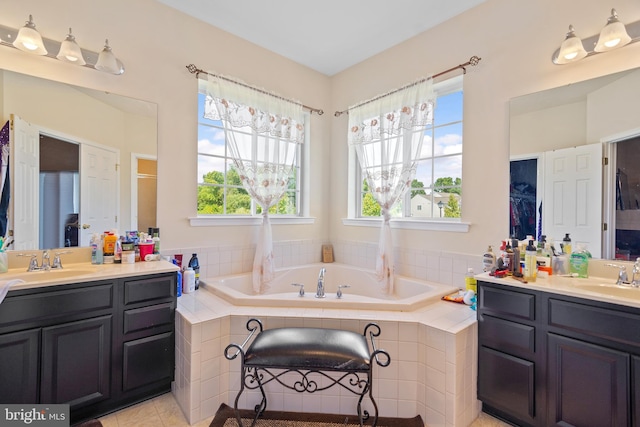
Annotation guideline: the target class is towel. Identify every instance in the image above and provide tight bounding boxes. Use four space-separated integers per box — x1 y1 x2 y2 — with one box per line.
0 279 25 305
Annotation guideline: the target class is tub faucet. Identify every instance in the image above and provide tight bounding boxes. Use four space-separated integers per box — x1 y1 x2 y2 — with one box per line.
316 267 326 298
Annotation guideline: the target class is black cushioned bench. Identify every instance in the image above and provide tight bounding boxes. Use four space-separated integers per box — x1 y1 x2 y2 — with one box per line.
224 318 391 427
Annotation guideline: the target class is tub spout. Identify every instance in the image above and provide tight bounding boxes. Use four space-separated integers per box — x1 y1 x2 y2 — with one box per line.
316 267 326 298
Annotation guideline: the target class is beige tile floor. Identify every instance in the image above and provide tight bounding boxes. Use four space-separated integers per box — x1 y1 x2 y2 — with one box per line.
97 393 511 427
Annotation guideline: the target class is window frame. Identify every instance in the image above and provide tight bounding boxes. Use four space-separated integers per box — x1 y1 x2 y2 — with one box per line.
346 75 469 232
190 83 313 226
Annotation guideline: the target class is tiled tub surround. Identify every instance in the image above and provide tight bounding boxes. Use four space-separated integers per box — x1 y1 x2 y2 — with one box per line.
164 239 482 426
165 239 485 289
174 289 479 427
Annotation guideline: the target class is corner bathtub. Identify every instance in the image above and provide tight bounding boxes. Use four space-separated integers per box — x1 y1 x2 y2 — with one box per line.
201 263 459 311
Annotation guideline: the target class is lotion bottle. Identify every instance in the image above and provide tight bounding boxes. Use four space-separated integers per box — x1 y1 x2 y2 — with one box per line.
482 246 496 272
523 240 537 282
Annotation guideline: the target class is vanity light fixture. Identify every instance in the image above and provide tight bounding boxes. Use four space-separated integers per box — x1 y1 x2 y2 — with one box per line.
13 15 47 55
552 8 640 65
95 39 123 74
0 15 124 74
56 28 86 65
594 8 632 52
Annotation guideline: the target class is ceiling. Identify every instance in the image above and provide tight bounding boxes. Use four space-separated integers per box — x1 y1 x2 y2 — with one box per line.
156 0 485 76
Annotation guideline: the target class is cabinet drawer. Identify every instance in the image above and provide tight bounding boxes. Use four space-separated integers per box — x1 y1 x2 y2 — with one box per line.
123 303 174 334
548 298 640 348
123 274 175 306
479 314 535 356
0 283 114 331
479 283 536 321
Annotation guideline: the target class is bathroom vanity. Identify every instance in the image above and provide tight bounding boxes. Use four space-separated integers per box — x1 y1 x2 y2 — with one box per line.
477 274 640 427
0 261 177 424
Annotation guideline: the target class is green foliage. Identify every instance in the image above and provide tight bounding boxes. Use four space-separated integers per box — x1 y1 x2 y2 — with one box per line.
197 169 250 214
434 177 461 195
410 178 426 197
444 194 461 218
362 192 381 217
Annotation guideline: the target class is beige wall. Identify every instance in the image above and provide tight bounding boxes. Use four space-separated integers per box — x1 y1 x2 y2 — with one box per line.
2 0 640 257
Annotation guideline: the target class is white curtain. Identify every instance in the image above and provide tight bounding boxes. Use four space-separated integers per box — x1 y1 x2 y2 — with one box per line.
348 80 434 293
203 75 305 293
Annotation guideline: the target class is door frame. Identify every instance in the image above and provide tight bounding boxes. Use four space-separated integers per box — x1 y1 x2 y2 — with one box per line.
130 153 157 232
602 127 640 259
10 118 120 249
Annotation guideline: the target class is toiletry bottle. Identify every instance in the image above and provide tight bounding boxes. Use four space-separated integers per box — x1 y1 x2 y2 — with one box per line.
188 253 200 290
505 241 514 271
114 236 122 264
183 267 195 294
153 228 160 254
523 240 537 282
511 238 521 274
569 245 590 278
465 268 477 292
172 259 182 297
563 233 572 254
96 234 104 264
483 246 496 272
91 234 98 264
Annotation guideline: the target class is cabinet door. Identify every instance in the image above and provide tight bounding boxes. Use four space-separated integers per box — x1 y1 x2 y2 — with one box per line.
0 329 39 403
41 316 112 409
548 333 629 427
478 346 537 426
122 331 174 393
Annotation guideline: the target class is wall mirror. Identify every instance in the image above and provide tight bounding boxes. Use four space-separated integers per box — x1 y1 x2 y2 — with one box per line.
509 67 640 260
0 69 158 250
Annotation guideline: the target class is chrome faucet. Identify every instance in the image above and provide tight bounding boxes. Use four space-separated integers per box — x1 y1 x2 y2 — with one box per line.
632 258 640 288
18 250 53 272
41 250 51 271
316 267 326 298
606 263 629 285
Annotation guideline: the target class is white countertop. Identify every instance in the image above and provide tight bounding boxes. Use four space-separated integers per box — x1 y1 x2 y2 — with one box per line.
478 272 640 309
2 260 179 291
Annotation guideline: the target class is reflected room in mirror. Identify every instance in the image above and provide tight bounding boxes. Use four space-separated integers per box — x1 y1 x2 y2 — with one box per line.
509 67 640 260
0 70 158 250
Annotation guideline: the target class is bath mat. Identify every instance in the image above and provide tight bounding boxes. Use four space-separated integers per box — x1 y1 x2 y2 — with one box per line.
209 403 424 427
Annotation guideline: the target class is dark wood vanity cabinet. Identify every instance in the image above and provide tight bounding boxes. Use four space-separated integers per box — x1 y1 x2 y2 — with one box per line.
0 272 176 424
478 280 640 427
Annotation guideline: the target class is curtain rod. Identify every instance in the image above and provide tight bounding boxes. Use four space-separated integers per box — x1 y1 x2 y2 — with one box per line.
333 55 481 117
186 64 324 115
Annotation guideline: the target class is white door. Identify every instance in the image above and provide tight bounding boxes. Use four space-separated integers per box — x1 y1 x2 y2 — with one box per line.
79 144 118 246
543 143 603 258
10 114 39 250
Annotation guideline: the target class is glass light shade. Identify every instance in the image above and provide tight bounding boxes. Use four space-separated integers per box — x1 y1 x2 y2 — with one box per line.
13 15 47 55
555 25 587 64
56 28 86 65
95 39 121 74
594 9 631 52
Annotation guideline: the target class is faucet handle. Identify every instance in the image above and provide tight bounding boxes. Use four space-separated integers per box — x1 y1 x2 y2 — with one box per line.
291 283 305 297
337 284 350 298
17 253 39 272
605 263 628 285
52 250 72 269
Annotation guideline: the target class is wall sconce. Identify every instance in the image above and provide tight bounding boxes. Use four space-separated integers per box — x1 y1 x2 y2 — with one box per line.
0 14 124 75
552 8 640 65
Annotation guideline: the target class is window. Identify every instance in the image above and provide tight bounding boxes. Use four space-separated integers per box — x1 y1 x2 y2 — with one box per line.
356 75 463 221
196 90 304 217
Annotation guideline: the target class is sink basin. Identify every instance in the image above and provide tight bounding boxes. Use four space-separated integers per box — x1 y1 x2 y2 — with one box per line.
573 283 640 300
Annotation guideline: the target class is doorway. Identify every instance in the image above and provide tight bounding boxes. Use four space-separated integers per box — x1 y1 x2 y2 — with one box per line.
510 158 538 240
39 135 79 249
614 136 640 260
